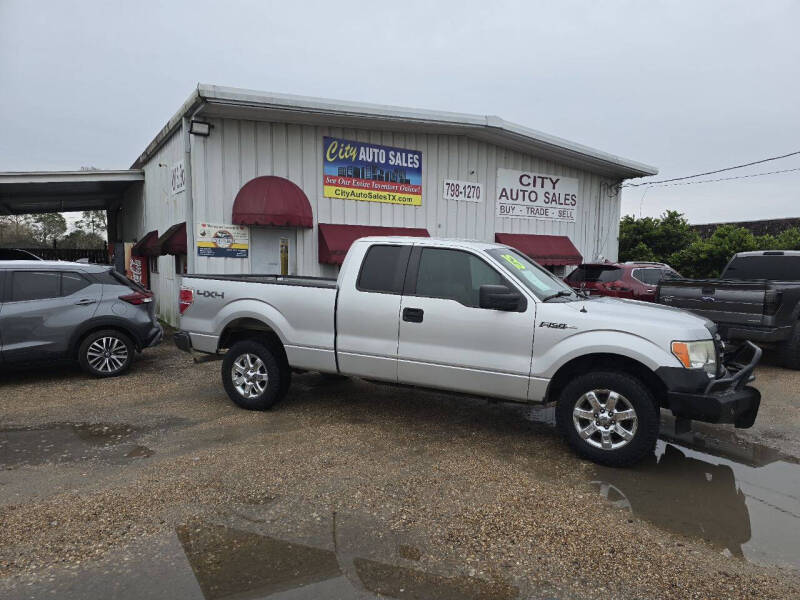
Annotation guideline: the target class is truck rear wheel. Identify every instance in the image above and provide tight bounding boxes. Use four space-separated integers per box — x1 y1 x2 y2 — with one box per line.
777 322 800 370
556 371 659 467
222 340 289 410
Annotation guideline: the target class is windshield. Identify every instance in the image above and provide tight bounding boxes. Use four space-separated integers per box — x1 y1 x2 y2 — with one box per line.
487 248 578 301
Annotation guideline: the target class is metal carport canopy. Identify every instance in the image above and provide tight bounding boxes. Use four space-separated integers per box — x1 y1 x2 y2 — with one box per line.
0 170 144 215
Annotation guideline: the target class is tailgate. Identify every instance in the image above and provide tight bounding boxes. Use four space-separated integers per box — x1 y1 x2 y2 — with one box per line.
658 280 768 326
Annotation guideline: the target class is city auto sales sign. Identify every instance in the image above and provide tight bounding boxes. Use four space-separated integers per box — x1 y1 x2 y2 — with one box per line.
496 168 579 222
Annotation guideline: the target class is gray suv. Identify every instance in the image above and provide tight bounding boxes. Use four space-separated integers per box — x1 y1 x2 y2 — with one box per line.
0 261 162 377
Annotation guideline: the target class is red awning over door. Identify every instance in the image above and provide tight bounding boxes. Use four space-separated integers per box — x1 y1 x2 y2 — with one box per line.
318 224 430 265
495 233 582 266
131 230 159 256
156 222 187 255
232 176 313 228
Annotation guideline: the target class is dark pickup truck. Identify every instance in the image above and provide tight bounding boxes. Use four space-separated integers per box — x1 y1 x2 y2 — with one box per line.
657 251 800 369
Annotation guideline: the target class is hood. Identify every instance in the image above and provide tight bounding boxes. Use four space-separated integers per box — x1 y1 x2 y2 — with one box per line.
568 296 713 340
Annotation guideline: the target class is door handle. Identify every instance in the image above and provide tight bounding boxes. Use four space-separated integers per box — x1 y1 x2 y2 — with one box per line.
402 307 424 323
75 299 97 306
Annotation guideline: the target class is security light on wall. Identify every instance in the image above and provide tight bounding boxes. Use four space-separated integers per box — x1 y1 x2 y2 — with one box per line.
189 120 212 136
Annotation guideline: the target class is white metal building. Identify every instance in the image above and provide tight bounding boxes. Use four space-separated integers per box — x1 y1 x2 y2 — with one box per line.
0 84 657 326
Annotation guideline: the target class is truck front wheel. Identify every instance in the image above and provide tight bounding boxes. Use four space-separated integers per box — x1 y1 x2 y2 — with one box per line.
222 340 289 410
556 371 659 467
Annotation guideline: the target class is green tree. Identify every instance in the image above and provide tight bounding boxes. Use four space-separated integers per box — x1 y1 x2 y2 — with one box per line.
0 215 41 247
60 229 106 249
668 225 758 278
75 210 107 237
32 213 67 246
619 210 699 263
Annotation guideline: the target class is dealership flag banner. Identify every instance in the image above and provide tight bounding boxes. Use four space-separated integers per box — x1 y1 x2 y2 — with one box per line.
496 168 579 222
196 223 249 258
323 136 422 206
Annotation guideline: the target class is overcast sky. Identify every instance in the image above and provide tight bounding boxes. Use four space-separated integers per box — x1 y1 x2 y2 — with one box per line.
1 0 798 225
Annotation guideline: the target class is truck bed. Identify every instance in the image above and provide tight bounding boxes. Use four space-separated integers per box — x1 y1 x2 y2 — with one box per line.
657 278 768 327
185 273 337 289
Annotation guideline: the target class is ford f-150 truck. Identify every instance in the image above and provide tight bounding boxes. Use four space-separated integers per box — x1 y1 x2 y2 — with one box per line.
175 237 761 466
657 251 800 369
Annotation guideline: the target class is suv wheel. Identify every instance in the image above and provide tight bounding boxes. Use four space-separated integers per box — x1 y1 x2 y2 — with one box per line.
556 371 659 467
221 339 289 410
78 329 134 378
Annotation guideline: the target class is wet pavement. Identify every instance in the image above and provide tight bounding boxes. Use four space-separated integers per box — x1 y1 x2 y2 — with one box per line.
2 340 799 599
0 423 153 468
2 502 529 600
522 405 800 571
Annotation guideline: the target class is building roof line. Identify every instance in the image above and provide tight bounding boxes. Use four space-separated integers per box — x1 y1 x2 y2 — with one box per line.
132 84 658 179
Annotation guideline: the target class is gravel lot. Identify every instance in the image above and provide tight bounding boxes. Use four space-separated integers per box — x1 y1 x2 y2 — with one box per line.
1 336 799 599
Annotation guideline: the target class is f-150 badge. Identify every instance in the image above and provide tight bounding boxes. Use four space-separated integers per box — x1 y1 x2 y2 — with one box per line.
539 321 577 329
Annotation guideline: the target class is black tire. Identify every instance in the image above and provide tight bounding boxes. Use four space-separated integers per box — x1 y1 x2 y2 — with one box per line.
555 371 659 467
78 329 135 378
221 339 289 410
777 322 800 370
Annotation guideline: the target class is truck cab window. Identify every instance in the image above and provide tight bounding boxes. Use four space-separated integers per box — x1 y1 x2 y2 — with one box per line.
415 248 504 307
357 245 411 293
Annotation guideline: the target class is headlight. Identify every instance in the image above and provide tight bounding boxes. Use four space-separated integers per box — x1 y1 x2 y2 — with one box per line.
671 340 717 375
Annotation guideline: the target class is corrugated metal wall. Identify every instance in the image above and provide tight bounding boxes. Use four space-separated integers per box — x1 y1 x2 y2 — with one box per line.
190 117 622 280
120 130 185 325
127 117 623 325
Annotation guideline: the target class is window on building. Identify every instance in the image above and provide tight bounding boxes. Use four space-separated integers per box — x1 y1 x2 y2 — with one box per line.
415 248 505 307
11 271 61 301
149 256 159 274
357 245 411 294
175 254 187 275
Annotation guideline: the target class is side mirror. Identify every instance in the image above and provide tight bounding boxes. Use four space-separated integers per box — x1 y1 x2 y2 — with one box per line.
479 284 523 311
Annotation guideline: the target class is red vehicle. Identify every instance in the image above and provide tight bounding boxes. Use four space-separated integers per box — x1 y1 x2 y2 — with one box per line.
564 261 681 302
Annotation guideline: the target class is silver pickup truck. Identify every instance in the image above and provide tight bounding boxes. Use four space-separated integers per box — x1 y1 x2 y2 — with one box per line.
175 237 761 466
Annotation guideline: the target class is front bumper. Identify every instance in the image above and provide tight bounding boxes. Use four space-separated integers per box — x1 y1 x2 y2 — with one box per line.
656 341 762 428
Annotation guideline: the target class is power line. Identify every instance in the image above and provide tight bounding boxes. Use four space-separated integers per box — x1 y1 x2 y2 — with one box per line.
629 166 800 188
623 149 800 187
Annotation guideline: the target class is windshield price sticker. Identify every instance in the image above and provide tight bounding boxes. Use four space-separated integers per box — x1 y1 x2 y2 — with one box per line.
443 179 483 202
501 254 527 270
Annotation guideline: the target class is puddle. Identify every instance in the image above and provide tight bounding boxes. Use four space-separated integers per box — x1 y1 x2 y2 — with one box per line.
4 506 528 600
516 403 800 570
0 423 154 468
586 439 800 569
175 517 518 600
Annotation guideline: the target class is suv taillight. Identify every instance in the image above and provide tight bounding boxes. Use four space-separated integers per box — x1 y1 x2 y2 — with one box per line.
119 291 153 305
179 287 194 314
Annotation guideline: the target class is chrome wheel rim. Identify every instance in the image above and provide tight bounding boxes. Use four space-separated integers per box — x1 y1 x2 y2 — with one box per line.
572 389 638 450
232 353 268 399
87 336 129 373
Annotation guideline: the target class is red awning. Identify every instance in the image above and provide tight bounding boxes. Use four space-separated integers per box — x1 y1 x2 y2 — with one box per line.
131 230 159 256
318 224 430 265
495 233 582 266
156 222 187 255
232 176 313 228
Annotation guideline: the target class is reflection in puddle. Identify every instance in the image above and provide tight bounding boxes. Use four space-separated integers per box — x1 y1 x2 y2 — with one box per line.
177 523 342 599
518 402 800 570
0 423 153 467
588 441 800 569
175 517 518 600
